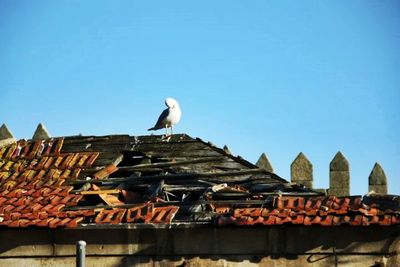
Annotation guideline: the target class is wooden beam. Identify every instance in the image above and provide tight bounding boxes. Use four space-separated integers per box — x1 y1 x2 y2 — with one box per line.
78 189 121 195
164 185 208 192
62 202 180 211
91 184 124 206
64 195 328 213
66 168 266 185
62 199 268 211
63 192 327 213
117 156 226 170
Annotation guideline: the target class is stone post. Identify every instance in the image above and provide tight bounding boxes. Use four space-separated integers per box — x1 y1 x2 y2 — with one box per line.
256 153 273 173
32 123 51 140
0 124 13 140
290 152 313 188
329 151 350 196
0 123 16 148
368 162 388 194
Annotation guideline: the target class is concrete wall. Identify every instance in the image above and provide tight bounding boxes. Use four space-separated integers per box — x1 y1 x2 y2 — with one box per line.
0 225 399 266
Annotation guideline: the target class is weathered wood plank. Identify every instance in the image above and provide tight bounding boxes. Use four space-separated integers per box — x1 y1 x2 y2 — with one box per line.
78 189 121 195
92 153 124 167
62 199 270 211
164 185 208 192
67 169 268 186
117 156 226 170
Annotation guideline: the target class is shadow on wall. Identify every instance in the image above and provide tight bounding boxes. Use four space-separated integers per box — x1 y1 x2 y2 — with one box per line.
0 226 399 266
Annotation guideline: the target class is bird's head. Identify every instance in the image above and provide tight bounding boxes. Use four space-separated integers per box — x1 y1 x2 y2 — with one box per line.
165 97 179 108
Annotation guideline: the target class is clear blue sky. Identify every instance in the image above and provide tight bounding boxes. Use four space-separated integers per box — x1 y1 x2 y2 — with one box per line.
1 1 399 195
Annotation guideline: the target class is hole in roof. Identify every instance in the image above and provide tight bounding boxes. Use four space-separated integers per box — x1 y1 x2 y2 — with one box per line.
109 151 170 178
118 151 148 166
118 151 169 166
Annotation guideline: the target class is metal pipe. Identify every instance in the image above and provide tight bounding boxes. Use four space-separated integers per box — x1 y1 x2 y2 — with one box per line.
76 240 86 267
333 246 338 267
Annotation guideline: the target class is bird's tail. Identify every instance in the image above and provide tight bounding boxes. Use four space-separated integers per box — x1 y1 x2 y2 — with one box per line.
148 127 154 131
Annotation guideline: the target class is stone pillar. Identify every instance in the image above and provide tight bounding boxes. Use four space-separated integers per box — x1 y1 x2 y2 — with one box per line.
0 123 16 148
32 123 51 140
256 153 273 173
329 151 350 196
0 124 13 140
368 163 388 194
290 152 313 188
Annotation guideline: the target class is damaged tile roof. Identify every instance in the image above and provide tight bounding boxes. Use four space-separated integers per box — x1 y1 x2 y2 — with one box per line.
0 134 398 228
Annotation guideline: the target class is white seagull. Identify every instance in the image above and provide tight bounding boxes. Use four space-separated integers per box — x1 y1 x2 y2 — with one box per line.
148 97 182 136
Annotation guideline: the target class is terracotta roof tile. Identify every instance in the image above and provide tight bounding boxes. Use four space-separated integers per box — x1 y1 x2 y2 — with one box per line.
150 206 179 223
93 164 119 179
8 219 23 227
42 204 54 212
26 141 41 160
124 204 180 224
66 217 84 228
38 211 49 219
4 143 17 159
14 204 29 213
24 213 38 220
49 204 66 213
95 209 126 224
57 217 72 227
10 212 21 220
217 196 399 227
36 218 53 227
126 204 151 223
0 197 7 205
48 218 62 228
76 155 89 167
70 168 81 179
27 218 42 226
55 211 68 218
50 195 63 205
84 153 100 167
0 138 102 228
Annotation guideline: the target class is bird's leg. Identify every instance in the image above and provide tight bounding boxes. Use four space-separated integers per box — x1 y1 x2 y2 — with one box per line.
171 125 173 136
163 125 172 140
163 126 171 141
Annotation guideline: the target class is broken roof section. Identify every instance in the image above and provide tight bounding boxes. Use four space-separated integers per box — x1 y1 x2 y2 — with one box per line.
0 134 398 228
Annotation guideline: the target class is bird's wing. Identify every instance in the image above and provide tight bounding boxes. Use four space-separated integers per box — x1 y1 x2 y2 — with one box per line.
148 108 170 130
